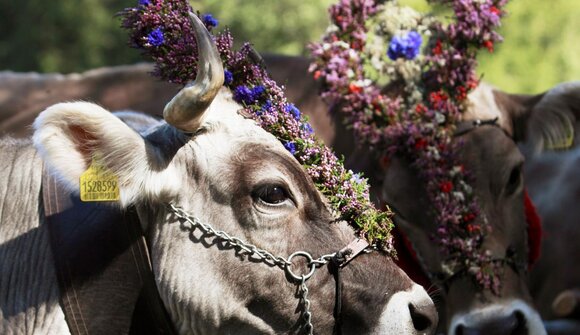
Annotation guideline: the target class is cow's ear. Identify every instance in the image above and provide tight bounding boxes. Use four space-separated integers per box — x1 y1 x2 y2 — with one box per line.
495 82 580 154
33 102 181 206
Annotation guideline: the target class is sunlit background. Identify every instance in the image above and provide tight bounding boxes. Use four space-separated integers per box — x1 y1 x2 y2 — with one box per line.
1 0 578 94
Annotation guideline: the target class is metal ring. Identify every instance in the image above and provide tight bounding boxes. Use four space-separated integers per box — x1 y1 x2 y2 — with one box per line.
286 251 316 282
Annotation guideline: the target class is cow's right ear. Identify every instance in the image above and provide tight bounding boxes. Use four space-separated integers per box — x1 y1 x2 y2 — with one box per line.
33 102 181 206
495 82 580 154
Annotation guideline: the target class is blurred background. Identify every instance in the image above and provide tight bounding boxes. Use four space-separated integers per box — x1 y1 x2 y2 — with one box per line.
0 0 578 94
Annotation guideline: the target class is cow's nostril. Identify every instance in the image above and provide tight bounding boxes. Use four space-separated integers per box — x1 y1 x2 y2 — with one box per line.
513 310 527 335
409 303 433 331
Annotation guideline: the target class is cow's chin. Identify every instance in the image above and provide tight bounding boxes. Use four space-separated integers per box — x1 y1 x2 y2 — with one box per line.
445 271 546 335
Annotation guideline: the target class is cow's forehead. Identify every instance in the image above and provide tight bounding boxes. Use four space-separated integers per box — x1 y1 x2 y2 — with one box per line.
464 83 512 134
190 88 291 167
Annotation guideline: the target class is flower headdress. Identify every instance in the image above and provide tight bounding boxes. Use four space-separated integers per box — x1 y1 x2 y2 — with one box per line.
310 0 507 293
120 0 394 251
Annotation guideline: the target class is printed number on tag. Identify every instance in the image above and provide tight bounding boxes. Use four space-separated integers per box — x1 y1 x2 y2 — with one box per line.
79 157 120 202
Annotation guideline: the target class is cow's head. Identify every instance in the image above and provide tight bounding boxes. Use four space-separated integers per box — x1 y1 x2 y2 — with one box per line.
378 82 579 334
32 15 437 335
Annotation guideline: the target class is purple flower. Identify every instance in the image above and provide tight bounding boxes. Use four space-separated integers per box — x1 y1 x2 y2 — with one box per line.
202 14 219 28
387 31 423 60
147 27 164 47
285 104 301 120
284 141 297 155
224 70 233 85
138 0 150 6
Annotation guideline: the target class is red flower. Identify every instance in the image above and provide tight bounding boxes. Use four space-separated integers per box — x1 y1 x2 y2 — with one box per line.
430 91 448 104
313 70 322 80
432 40 443 55
439 181 453 193
456 86 467 100
415 103 427 114
463 213 476 222
467 224 480 233
483 40 494 52
349 83 362 94
490 6 501 15
414 138 428 150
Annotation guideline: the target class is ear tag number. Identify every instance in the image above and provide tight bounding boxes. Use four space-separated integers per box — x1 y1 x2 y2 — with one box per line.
80 156 120 202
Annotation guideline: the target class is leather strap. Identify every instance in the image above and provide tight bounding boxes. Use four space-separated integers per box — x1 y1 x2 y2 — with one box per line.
42 169 176 335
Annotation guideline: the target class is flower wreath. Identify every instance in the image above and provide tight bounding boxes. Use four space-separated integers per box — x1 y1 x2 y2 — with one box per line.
309 0 508 293
120 0 395 251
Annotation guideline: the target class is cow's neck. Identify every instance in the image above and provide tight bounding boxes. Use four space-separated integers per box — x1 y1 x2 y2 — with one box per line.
0 139 69 334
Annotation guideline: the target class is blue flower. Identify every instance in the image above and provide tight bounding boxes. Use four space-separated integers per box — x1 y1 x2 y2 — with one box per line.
224 70 233 85
285 104 301 120
138 0 150 6
387 31 422 60
234 85 254 104
251 85 266 99
261 99 273 112
147 27 165 47
302 123 314 134
284 141 297 155
202 14 219 28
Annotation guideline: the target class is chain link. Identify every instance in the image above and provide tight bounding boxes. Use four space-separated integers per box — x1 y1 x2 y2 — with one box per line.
167 203 345 334
299 277 314 335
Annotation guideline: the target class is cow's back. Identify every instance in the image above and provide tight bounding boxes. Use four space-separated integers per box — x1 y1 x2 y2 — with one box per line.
0 138 69 334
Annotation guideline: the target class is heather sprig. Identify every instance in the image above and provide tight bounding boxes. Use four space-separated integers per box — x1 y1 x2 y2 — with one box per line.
310 0 507 293
120 0 395 250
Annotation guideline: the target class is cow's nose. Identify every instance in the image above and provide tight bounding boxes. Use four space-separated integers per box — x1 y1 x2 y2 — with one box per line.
409 300 438 333
453 309 527 335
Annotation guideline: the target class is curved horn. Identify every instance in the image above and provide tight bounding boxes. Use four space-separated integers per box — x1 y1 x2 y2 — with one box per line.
163 12 224 131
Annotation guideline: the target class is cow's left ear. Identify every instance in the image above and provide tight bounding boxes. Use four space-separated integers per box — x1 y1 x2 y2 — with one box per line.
494 81 580 154
33 102 182 207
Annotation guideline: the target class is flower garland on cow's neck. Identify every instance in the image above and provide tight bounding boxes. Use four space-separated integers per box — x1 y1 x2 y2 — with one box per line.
120 0 395 251
309 0 507 293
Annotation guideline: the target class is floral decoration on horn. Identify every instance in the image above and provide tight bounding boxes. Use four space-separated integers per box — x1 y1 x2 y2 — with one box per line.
120 0 395 251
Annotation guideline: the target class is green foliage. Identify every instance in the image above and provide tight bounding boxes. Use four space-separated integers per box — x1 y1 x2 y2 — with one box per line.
192 0 335 55
0 0 141 73
1 0 579 94
478 0 580 94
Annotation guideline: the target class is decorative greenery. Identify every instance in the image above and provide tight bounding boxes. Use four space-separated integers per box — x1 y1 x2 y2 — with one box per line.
309 0 508 293
120 0 395 251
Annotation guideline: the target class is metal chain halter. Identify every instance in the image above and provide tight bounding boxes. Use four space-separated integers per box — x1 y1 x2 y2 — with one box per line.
166 203 369 334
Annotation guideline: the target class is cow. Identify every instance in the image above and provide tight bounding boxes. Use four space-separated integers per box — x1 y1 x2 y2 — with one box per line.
0 18 438 334
263 54 579 335
525 134 580 335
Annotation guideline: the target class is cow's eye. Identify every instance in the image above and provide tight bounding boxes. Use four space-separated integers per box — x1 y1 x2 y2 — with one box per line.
254 185 290 205
505 164 523 195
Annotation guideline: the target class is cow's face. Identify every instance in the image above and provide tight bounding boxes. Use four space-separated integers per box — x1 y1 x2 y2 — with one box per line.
379 82 580 334
31 13 438 335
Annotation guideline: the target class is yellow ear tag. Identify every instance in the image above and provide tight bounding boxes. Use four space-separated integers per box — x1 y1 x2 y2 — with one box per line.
80 156 120 202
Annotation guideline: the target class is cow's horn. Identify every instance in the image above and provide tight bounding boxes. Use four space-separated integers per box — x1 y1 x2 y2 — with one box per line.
163 12 224 132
